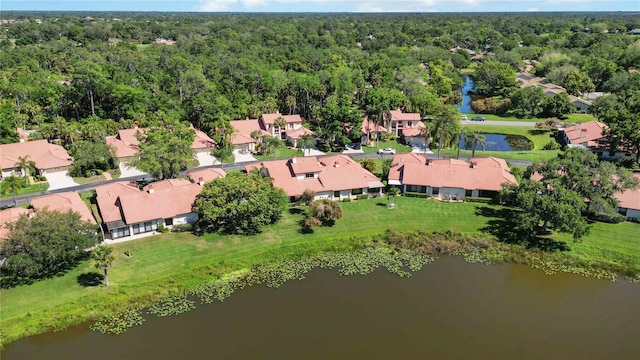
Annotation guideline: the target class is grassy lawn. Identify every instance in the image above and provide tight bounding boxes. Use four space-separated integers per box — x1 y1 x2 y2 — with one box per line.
460 113 597 123
254 147 302 161
1 197 638 345
442 124 561 162
1 180 49 199
362 140 412 154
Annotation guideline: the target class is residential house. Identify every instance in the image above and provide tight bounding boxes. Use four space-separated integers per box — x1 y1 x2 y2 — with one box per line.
615 174 640 221
0 207 30 240
387 110 428 146
259 110 314 147
244 154 384 201
516 70 593 112
229 118 267 152
105 125 215 166
187 168 227 184
30 192 96 224
94 178 210 240
0 139 74 179
388 153 517 200
360 115 387 144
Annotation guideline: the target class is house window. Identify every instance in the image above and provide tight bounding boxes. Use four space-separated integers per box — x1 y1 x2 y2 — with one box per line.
432 187 440 195
618 208 628 216
351 188 363 195
334 191 340 198
112 227 130 239
408 121 413 127
407 185 426 193
305 173 315 178
132 220 160 235
465 190 473 197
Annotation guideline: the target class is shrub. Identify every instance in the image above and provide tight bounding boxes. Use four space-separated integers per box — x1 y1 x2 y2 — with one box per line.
404 192 429 199
589 212 626 224
356 194 369 200
341 198 352 202
157 224 169 233
171 224 194 233
542 140 561 150
466 197 493 204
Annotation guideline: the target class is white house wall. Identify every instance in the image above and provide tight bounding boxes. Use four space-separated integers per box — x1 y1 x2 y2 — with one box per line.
173 212 198 225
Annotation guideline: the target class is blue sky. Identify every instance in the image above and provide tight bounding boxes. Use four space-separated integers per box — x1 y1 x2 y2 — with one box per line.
2 1 638 13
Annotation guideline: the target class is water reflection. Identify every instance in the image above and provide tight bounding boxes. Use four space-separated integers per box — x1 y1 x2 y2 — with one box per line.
458 75 475 114
461 133 533 151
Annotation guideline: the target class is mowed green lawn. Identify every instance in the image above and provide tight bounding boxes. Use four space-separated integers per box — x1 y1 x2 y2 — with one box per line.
1 197 638 345
442 124 561 162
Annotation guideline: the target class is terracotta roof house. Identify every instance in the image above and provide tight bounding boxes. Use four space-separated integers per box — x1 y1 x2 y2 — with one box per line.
1 139 74 179
259 110 314 147
516 71 593 112
615 174 640 221
388 153 517 200
244 154 384 201
30 192 96 224
561 121 607 149
360 115 388 144
0 207 30 240
229 118 267 152
105 125 215 164
385 110 428 146
94 178 212 240
187 168 227 184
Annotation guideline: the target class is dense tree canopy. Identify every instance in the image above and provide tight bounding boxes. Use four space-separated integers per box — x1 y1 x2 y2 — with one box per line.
194 171 288 235
1 209 101 288
590 90 640 163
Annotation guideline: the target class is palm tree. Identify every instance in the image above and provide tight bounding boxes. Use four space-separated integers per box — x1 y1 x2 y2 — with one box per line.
15 155 36 177
467 132 487 158
274 116 287 140
1 176 25 205
298 134 314 156
92 245 115 286
455 128 473 159
388 187 400 207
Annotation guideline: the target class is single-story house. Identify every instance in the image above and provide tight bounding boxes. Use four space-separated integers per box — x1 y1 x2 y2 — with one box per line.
561 121 607 148
615 174 640 221
187 168 227 184
229 118 267 152
30 192 96 224
244 154 384 201
388 153 518 200
0 207 30 240
0 139 74 179
105 125 215 165
94 178 211 240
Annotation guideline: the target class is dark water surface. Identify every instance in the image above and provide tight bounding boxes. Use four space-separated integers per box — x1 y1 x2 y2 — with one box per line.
458 75 475 114
461 133 534 151
3 256 639 360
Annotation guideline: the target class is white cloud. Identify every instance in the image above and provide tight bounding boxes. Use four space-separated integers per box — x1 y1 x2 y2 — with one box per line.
243 0 267 8
527 7 539 11
197 0 238 12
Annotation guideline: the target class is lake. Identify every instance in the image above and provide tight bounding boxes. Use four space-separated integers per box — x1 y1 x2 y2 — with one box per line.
458 75 475 114
2 256 639 360
461 133 533 151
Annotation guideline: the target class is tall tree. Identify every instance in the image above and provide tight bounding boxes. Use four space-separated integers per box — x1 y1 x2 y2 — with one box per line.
92 245 115 286
472 61 517 97
429 104 460 159
590 91 640 163
467 132 487 158
1 176 25 205
14 156 36 178
132 121 196 179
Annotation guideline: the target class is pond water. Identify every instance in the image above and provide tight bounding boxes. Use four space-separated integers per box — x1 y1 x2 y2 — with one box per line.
2 256 639 360
461 133 533 151
458 75 475 114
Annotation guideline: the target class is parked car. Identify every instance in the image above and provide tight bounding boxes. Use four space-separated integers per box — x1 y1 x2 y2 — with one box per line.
377 148 396 155
461 115 468 120
349 142 362 150
471 116 486 121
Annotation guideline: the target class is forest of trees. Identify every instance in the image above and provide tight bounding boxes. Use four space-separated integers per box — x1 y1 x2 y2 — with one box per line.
1 12 639 159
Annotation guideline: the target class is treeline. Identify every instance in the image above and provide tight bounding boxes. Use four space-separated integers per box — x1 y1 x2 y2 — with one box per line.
1 12 639 150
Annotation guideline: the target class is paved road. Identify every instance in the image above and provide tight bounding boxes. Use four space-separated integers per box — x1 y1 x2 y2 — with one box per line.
1 152 532 208
462 120 536 127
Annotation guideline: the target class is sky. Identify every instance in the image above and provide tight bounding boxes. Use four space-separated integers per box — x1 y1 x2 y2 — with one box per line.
1 0 638 13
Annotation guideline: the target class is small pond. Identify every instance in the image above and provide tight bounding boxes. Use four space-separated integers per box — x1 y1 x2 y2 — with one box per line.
458 75 475 114
461 133 533 151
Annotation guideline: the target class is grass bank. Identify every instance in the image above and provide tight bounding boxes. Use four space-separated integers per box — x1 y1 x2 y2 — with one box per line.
1 197 638 346
460 113 596 123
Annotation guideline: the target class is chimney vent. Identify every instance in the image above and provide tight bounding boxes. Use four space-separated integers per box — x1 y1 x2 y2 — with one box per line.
580 129 587 138
291 154 297 164
148 185 154 194
334 161 339 168
198 177 204 186
425 158 431 166
28 209 36 218
471 161 478 168
575 122 581 130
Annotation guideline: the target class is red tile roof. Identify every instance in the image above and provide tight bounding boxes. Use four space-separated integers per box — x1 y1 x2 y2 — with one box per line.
187 168 227 184
106 126 214 159
563 121 606 146
401 121 427 137
388 154 517 191
230 119 267 145
615 174 640 211
245 155 383 197
0 207 30 240
95 181 141 224
118 183 202 224
31 192 96 224
1 139 73 170
261 111 303 125
360 116 387 135
388 110 421 122
286 126 314 140
142 178 191 191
